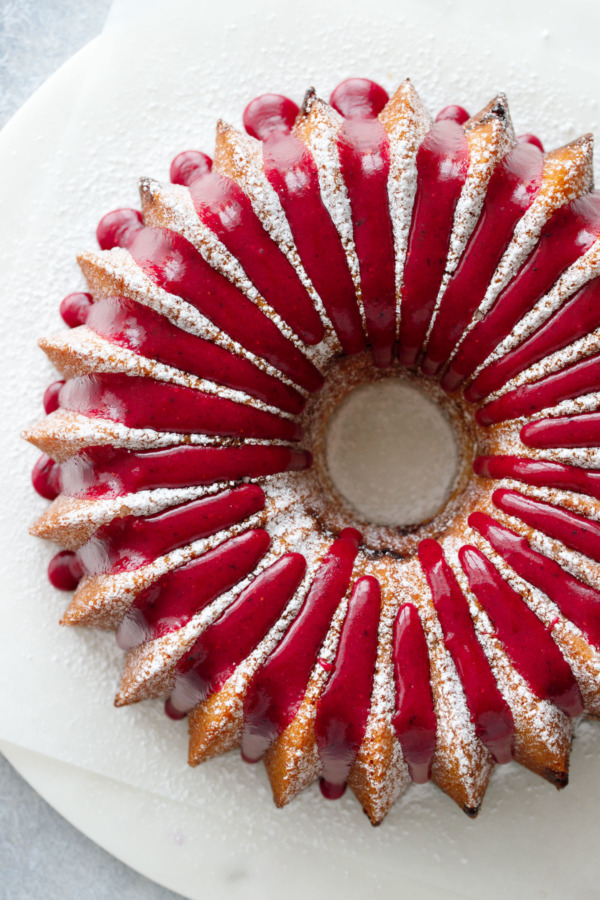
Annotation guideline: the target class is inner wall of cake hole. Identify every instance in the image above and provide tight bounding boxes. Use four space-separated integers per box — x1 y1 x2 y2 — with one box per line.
325 380 459 528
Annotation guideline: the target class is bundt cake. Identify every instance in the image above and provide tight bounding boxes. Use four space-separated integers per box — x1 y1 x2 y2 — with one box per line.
24 77 600 824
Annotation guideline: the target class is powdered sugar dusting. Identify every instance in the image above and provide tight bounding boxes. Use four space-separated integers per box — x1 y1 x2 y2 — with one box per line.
479 241 600 380
295 94 364 317
379 80 431 332
212 122 338 358
41 326 295 419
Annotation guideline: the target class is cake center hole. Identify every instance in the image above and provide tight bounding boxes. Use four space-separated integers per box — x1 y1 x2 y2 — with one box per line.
325 379 459 528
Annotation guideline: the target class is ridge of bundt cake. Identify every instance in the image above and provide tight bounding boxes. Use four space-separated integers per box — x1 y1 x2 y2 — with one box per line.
24 77 600 825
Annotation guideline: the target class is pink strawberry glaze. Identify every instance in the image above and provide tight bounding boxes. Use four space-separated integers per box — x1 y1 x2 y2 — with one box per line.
422 142 543 376
458 544 583 717
260 135 365 355
314 575 381 799
243 94 299 141
336 117 396 366
397 120 469 367
168 552 307 716
442 192 600 393
86 295 304 415
391 603 437 784
97 212 323 392
79 484 265 576
330 79 389 120
492 487 600 564
59 444 311 500
43 380 65 415
478 351 600 425
469 512 600 652
435 105 470 125
48 550 84 591
518 133 544 152
32 453 60 500
319 780 346 801
466 277 600 403
97 208 144 251
57 373 301 443
241 528 361 762
189 173 324 346
169 150 212 187
521 412 600 449
474 455 600 501
60 292 93 327
116 528 270 650
418 539 514 764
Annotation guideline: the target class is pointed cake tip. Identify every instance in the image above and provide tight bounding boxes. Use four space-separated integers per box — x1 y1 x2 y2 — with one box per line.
543 766 569 789
467 92 512 130
216 118 231 136
490 97 508 120
574 131 594 153
463 803 481 819
138 174 158 202
301 87 317 116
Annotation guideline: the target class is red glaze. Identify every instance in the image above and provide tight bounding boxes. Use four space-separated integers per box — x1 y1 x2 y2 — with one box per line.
329 78 389 120
261 135 365 355
243 94 299 141
32 453 60 500
241 528 362 762
398 120 469 367
493 487 600 564
518 133 544 152
422 142 543 376
435 105 470 125
117 221 323 390
43 380 65 415
79 485 265 576
189 174 325 347
57 373 302 443
474 455 600 502
442 193 600 393
521 412 600 449
60 292 93 327
59 444 311 500
116 529 270 650
469 512 600 652
466 277 600 403
458 545 583 716
86 295 304 415
97 208 144 251
314 576 381 798
169 553 306 714
392 603 437 784
170 150 212 186
48 550 83 591
336 117 396 366
164 699 187 720
418 539 514 764
478 352 600 426
319 780 346 800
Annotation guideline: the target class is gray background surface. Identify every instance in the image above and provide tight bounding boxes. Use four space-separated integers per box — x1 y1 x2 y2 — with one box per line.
0 1 183 896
